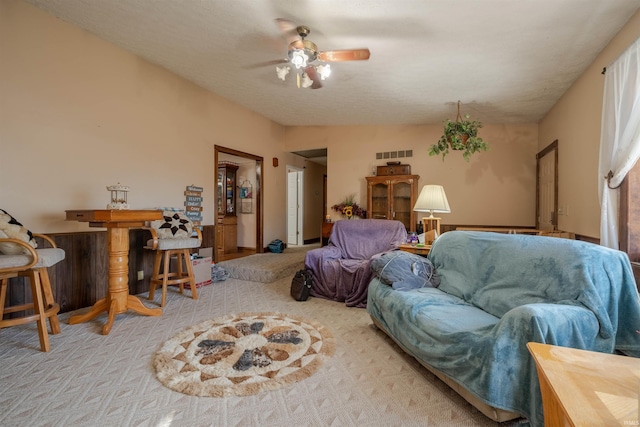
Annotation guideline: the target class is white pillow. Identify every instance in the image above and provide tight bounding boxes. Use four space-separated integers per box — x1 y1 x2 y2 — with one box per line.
149 211 193 239
0 209 38 255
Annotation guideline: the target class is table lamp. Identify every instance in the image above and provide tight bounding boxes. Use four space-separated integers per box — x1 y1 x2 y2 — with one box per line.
413 185 451 240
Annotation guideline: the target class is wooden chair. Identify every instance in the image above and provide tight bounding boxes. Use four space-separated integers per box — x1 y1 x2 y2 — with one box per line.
145 211 202 307
0 234 64 352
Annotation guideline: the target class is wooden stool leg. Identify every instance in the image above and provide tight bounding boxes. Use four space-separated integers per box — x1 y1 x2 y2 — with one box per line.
184 250 198 300
28 271 50 352
148 250 162 301
176 251 185 295
0 278 7 330
160 250 171 307
37 268 60 335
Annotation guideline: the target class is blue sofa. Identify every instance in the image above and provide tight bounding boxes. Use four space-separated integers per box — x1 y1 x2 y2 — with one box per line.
367 231 640 426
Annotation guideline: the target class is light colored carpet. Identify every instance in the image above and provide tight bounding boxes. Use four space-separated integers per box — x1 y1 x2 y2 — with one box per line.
0 260 525 426
218 244 319 283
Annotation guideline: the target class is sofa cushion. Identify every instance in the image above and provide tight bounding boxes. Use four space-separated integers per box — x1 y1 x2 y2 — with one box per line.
0 209 37 255
368 278 500 336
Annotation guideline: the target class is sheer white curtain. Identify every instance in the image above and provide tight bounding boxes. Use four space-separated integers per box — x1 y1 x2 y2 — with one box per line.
598 37 640 249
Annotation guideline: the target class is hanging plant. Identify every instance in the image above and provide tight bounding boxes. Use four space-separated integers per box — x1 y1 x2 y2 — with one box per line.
429 101 489 161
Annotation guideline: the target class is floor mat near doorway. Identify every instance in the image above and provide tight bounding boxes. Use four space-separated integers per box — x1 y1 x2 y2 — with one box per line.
217 245 319 283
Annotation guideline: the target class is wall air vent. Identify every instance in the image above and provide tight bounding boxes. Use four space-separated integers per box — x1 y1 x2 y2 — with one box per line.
376 150 413 160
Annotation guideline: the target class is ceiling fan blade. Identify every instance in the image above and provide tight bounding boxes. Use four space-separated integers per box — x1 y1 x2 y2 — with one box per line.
275 18 300 45
305 66 322 89
317 49 370 62
244 58 288 69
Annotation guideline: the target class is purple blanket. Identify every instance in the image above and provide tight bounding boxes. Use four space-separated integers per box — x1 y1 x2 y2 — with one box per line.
304 219 407 307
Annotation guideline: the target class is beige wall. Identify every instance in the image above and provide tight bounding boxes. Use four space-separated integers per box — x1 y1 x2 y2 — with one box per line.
539 10 640 238
0 0 290 245
4 0 638 243
284 124 539 229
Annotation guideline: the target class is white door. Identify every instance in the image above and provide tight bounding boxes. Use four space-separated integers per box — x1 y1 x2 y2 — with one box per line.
537 143 557 231
287 169 304 245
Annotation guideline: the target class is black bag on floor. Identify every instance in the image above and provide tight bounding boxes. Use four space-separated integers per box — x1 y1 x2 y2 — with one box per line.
290 269 313 301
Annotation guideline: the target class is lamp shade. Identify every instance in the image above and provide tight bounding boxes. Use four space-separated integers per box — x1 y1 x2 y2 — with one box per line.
413 185 451 216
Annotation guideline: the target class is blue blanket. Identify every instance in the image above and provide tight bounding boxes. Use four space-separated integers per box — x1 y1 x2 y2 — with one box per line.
367 231 640 426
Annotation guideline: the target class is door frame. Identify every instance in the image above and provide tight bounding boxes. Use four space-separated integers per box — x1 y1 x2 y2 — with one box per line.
536 140 558 230
286 166 304 246
214 145 264 258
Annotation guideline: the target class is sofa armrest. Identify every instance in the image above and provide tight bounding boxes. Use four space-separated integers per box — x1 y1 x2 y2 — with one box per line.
498 303 601 349
144 227 159 249
32 233 57 248
304 245 342 267
0 238 39 274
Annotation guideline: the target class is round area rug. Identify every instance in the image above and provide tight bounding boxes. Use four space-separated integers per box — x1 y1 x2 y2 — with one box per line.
154 312 335 397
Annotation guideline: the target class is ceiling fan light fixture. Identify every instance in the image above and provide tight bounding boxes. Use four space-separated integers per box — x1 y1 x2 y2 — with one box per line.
300 72 313 88
276 66 290 81
316 64 331 80
289 49 309 69
266 21 369 89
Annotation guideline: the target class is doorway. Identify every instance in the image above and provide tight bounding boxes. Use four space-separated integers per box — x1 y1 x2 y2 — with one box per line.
289 148 328 245
214 145 264 262
536 140 558 231
287 166 304 246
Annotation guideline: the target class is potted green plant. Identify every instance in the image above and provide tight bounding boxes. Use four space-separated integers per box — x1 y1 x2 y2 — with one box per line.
429 104 489 161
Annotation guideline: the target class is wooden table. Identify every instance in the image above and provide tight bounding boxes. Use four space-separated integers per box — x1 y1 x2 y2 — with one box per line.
66 209 163 335
527 342 640 426
321 222 334 246
398 243 431 256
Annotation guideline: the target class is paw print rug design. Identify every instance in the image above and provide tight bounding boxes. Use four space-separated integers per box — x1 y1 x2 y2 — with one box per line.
154 312 335 397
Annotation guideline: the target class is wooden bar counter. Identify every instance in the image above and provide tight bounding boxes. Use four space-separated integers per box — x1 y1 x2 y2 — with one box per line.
66 209 163 335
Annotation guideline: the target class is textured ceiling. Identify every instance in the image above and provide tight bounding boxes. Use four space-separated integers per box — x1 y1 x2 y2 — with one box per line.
25 0 639 126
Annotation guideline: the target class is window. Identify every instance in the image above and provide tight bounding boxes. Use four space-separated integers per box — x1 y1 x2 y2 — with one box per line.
598 37 640 251
620 167 640 286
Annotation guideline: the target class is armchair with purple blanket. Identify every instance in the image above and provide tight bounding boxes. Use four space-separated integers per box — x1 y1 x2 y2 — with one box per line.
304 219 407 307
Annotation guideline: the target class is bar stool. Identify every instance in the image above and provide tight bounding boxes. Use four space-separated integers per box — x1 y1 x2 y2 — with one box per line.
0 233 64 352
145 211 202 307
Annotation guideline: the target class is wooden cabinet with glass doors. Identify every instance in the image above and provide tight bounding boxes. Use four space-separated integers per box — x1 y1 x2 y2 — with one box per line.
366 175 419 231
217 162 238 256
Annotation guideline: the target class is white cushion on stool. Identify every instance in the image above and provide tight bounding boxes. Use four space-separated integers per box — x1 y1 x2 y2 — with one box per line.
0 248 65 269
146 238 201 251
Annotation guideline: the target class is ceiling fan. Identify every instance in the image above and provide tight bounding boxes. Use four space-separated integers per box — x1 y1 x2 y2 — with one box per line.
261 19 370 89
